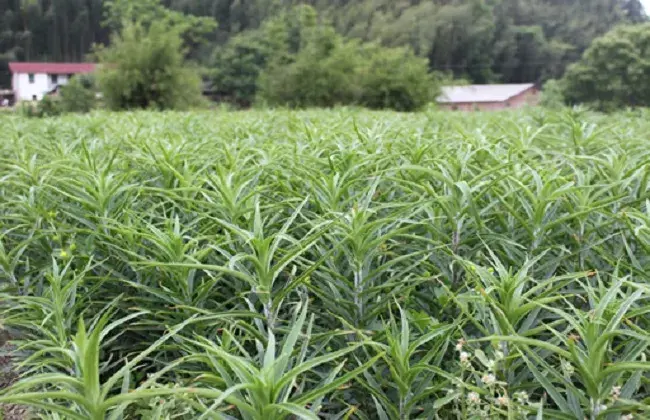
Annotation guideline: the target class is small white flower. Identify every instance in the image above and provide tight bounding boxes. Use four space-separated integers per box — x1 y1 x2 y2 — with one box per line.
482 373 496 385
598 404 607 412
496 396 509 406
460 351 470 363
456 339 465 351
467 392 480 404
514 391 529 404
611 386 621 400
621 414 634 420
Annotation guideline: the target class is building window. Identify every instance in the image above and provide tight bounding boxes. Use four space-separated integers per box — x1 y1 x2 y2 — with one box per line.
506 102 511 107
67 73 73 79
32 95 37 101
28 74 34 84
50 74 58 84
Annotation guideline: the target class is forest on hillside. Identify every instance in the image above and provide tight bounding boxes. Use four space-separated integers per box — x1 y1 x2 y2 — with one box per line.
0 0 646 88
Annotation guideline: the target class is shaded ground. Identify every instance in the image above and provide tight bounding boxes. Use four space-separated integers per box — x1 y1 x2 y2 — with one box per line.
0 341 27 420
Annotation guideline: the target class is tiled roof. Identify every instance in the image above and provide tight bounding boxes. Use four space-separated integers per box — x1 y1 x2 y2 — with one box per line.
8 62 96 74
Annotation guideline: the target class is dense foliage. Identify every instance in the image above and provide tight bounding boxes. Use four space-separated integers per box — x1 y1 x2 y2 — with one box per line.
562 23 650 110
58 74 97 113
0 0 646 88
252 10 436 111
95 21 204 110
2 109 650 418
354 44 436 111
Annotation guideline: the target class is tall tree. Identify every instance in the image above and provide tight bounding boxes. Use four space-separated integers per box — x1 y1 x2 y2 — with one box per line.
96 20 204 110
562 23 650 109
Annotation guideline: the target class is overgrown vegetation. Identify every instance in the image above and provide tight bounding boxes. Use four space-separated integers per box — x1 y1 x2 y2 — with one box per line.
215 6 437 110
59 75 97 113
2 108 650 418
96 20 204 111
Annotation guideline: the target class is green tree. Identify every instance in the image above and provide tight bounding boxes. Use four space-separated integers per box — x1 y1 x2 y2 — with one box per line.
562 23 650 109
426 1 496 83
357 44 437 111
258 27 361 108
95 20 203 110
256 11 437 112
209 4 319 106
209 31 269 106
103 0 217 51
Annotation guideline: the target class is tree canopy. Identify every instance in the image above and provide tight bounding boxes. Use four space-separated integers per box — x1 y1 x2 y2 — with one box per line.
95 20 204 110
562 23 650 110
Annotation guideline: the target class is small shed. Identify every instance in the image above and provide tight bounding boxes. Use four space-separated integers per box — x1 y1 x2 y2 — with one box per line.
437 83 539 111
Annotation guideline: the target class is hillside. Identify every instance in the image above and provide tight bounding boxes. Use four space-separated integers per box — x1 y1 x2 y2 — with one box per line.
0 0 646 87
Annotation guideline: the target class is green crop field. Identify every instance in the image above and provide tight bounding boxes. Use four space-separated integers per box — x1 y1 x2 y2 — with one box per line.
1 108 650 419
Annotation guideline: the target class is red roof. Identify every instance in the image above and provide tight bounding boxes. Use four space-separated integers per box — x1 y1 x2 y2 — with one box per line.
8 62 96 74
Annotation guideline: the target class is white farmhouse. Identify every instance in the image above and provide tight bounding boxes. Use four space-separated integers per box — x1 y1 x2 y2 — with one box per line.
9 62 96 101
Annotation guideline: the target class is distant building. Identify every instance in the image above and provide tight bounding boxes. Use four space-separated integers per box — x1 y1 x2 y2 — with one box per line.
437 83 539 111
9 62 96 102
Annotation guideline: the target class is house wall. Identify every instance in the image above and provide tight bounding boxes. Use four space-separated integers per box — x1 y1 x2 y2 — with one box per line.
13 72 70 101
506 87 539 108
439 87 539 111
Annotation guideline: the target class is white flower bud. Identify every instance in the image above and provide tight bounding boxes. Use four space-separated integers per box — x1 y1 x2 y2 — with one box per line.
482 373 496 385
467 392 480 404
456 339 465 351
514 391 529 404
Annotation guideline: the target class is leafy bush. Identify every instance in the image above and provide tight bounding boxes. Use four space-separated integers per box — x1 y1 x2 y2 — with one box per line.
18 95 62 118
356 44 437 111
59 75 97 113
38 95 63 117
539 79 565 109
215 5 437 111
258 31 435 110
16 102 38 118
258 29 361 108
96 21 203 110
